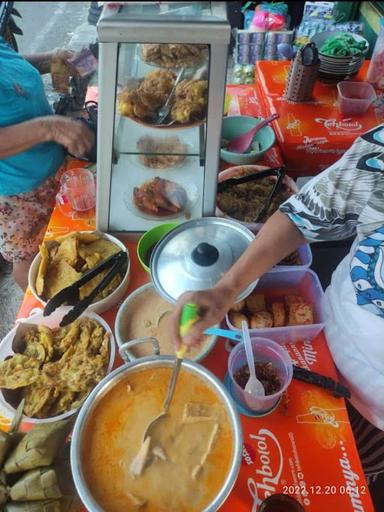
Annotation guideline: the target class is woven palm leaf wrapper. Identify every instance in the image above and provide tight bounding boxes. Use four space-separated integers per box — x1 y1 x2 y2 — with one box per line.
4 500 60 511
9 467 62 501
4 420 70 475
0 400 24 467
284 43 320 102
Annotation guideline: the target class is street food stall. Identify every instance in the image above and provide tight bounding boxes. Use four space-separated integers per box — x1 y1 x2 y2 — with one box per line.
95 1 230 236
0 1 383 511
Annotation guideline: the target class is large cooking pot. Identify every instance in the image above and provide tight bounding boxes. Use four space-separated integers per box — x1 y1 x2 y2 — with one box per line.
70 356 243 512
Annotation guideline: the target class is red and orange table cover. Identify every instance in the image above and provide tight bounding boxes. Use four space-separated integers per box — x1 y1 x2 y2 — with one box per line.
255 60 384 177
2 163 373 510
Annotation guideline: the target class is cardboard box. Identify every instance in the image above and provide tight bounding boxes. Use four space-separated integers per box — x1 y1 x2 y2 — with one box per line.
256 60 384 177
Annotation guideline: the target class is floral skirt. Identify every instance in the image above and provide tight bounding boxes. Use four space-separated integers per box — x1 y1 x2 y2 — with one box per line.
0 174 59 263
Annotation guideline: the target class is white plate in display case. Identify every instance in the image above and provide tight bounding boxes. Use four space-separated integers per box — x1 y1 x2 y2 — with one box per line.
123 179 199 221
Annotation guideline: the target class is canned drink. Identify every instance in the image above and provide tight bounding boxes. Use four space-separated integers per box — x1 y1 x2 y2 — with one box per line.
237 44 250 65
265 32 278 45
276 31 294 44
249 31 265 44
237 31 250 44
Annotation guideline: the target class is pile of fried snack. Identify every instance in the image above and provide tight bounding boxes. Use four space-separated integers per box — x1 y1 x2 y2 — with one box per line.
118 69 208 124
0 415 79 511
0 318 109 419
229 292 314 329
36 232 121 302
140 43 208 68
137 136 187 169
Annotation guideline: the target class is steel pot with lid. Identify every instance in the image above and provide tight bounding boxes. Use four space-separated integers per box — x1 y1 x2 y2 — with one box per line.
150 217 257 304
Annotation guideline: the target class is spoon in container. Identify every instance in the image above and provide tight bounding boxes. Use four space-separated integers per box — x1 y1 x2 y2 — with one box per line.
241 320 265 398
152 67 185 125
226 113 279 154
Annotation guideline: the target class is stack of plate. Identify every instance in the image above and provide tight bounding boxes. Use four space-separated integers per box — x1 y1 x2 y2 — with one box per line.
311 31 369 82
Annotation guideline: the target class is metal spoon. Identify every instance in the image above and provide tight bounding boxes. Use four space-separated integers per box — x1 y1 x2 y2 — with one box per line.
152 67 185 125
142 303 198 441
241 320 265 398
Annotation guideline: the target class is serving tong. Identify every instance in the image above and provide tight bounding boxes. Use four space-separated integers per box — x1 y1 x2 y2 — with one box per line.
217 166 286 223
43 250 128 327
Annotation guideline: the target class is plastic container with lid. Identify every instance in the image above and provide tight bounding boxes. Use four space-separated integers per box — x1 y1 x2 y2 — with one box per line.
367 17 384 90
226 268 327 344
337 81 376 116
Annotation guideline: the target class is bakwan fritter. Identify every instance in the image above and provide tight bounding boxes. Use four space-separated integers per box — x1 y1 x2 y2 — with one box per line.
0 318 109 418
36 232 122 302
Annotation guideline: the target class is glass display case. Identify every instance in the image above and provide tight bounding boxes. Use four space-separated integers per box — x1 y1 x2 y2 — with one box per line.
96 2 230 236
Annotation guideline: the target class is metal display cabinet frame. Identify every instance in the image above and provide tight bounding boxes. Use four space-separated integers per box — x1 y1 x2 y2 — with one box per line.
96 2 230 237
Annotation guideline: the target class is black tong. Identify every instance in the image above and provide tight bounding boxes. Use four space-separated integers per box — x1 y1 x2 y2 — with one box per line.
217 166 286 223
44 250 128 327
293 366 351 399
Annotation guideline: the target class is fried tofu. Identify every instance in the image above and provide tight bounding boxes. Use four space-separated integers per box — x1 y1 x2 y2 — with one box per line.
284 295 305 308
288 303 314 326
250 311 273 329
228 311 248 329
246 293 266 313
271 302 285 327
229 300 245 312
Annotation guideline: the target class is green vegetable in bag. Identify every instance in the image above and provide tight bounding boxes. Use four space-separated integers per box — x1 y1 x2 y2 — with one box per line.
320 34 367 57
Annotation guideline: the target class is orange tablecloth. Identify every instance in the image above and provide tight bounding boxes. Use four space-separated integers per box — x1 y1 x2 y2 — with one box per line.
9 199 374 511
255 60 384 177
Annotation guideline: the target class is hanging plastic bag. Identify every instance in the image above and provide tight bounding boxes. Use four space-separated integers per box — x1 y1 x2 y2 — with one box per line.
251 2 288 31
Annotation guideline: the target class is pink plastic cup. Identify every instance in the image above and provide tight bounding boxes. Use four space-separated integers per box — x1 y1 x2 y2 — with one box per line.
57 168 96 212
228 337 293 414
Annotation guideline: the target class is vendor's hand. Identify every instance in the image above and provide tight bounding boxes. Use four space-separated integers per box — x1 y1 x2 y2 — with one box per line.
170 287 235 349
52 48 75 67
42 116 94 158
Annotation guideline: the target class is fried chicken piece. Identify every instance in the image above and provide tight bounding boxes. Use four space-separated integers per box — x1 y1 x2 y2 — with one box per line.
133 178 187 215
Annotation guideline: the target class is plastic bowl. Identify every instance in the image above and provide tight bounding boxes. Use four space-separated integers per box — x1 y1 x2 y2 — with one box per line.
337 81 376 116
28 231 130 314
220 116 276 165
137 223 178 273
228 337 293 414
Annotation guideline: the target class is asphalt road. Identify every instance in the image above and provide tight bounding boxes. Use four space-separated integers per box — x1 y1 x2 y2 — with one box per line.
14 2 95 53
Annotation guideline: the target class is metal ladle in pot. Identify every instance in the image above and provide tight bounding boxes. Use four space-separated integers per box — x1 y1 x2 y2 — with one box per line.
141 303 198 442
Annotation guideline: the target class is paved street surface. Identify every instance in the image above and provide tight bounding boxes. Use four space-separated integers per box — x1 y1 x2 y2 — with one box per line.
0 2 98 339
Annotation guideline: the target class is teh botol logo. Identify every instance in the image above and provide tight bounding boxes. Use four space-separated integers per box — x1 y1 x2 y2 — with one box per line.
247 428 284 510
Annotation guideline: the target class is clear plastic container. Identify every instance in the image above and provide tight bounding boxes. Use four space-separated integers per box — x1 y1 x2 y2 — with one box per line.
337 81 376 116
367 17 384 90
228 337 293 414
226 268 327 344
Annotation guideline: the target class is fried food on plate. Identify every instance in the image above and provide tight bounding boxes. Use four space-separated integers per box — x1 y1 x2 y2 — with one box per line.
0 318 110 418
133 177 188 216
118 69 208 124
141 43 208 68
36 232 122 302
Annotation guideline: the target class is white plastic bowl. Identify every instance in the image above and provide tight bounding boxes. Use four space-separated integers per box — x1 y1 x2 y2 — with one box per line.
28 231 130 314
0 307 116 425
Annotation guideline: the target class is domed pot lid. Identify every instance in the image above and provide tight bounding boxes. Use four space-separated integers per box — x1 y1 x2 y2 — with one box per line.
150 217 257 304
